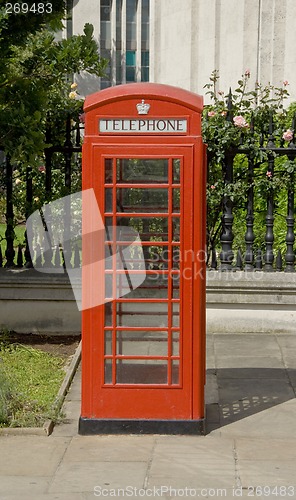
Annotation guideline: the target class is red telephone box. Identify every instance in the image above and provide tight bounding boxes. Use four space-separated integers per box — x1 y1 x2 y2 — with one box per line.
79 83 206 434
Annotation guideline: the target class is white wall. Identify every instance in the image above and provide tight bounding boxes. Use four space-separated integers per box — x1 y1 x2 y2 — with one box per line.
150 0 296 104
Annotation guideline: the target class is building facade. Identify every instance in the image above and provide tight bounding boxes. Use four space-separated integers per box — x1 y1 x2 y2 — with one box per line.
72 0 296 103
72 0 149 95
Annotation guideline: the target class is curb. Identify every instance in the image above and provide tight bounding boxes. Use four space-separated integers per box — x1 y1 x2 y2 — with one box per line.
43 340 81 436
0 341 81 437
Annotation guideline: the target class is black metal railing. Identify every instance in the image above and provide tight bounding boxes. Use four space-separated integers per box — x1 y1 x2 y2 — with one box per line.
0 115 83 271
1 107 296 272
208 106 296 272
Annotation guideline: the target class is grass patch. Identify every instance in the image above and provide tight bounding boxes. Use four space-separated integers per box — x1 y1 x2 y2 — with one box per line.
0 223 26 263
0 336 66 427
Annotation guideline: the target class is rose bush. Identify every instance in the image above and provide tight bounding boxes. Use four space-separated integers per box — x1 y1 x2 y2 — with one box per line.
202 70 296 260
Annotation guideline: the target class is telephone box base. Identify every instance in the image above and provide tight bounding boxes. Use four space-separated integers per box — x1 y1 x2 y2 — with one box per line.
78 417 206 435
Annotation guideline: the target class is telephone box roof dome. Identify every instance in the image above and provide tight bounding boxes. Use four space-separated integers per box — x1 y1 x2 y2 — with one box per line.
84 82 203 113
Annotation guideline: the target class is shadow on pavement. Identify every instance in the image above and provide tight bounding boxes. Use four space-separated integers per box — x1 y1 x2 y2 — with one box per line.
206 367 296 432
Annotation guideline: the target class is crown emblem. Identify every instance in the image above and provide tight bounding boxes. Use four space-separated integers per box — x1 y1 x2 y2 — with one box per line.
136 99 150 115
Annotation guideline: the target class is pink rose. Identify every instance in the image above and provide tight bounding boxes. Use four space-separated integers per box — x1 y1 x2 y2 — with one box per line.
233 115 249 128
283 80 289 86
245 69 251 77
283 129 293 142
210 185 216 189
208 111 216 117
38 166 46 173
266 171 272 178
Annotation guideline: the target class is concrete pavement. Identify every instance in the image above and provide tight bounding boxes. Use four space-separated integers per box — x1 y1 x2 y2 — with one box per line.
1 332 296 499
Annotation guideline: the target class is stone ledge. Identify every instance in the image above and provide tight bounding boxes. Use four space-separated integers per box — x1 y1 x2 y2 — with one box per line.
0 269 295 334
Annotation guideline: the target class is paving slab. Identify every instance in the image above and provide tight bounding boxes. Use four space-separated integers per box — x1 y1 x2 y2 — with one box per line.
212 398 296 438
215 355 284 370
235 437 296 461
218 367 287 380
148 436 236 489
205 372 219 404
282 355 296 369
275 334 296 348
0 495 86 500
0 476 50 495
62 435 155 463
52 419 80 437
239 460 296 487
0 436 70 476
48 461 148 493
214 334 282 357
217 377 294 404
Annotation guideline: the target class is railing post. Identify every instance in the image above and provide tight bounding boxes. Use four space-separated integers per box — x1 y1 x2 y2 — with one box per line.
24 165 33 267
45 125 53 199
63 114 73 271
5 155 15 267
244 117 255 271
285 123 295 271
220 152 234 270
264 112 275 271
220 90 234 270
65 114 72 193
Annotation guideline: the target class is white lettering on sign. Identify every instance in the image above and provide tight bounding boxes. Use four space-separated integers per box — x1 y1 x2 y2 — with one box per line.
99 118 187 134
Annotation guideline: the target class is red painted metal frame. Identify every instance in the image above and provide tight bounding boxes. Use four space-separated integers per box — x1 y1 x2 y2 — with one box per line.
81 83 205 422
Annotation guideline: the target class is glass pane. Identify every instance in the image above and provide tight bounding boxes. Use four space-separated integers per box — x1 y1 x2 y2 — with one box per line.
172 360 179 385
116 359 167 384
121 275 168 298
116 159 168 184
145 245 169 270
101 21 111 39
172 302 179 327
172 247 180 269
105 330 112 355
126 51 136 66
116 302 168 327
105 272 148 299
105 188 113 212
142 0 149 23
173 189 180 213
126 66 135 82
141 51 149 66
126 21 136 40
105 217 113 242
101 0 111 21
141 67 149 82
116 188 168 212
117 217 169 241
105 158 113 183
104 359 112 384
116 330 168 356
172 218 180 241
172 274 180 298
172 331 179 356
105 302 113 326
126 0 137 22
105 274 113 298
105 245 112 268
173 159 181 183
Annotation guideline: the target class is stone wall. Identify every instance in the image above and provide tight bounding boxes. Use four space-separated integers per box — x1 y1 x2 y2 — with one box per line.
0 269 295 335
150 0 296 104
